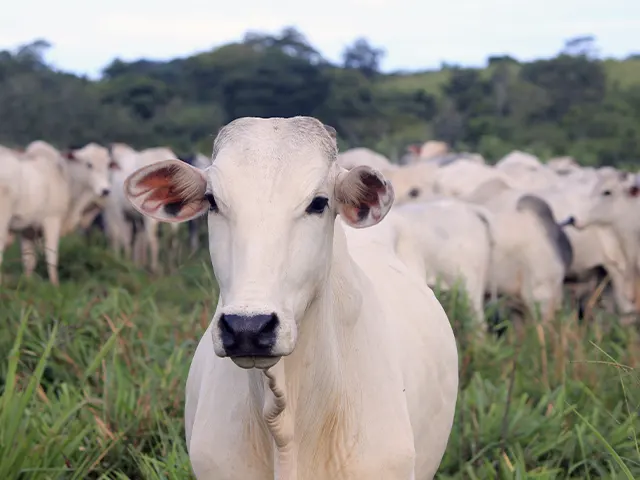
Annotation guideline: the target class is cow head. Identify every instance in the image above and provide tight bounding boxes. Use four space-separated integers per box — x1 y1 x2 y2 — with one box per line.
123 117 393 369
569 171 639 230
65 143 119 197
383 162 436 204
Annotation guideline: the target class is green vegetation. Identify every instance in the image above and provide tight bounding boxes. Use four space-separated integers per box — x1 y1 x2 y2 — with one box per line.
0 236 638 479
1 32 640 165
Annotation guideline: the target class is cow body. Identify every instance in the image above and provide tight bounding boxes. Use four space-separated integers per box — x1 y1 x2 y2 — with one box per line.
0 141 115 285
387 199 495 325
123 116 459 479
104 144 181 271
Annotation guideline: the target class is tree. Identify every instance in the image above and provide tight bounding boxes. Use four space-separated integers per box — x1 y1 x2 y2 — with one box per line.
521 54 606 122
562 35 598 58
243 26 324 64
342 38 385 78
220 49 330 120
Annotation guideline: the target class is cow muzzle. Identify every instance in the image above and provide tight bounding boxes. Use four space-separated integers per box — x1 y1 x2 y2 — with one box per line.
559 215 576 228
217 313 281 368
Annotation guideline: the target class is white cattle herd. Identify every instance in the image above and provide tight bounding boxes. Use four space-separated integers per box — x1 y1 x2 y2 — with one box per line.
1 116 638 478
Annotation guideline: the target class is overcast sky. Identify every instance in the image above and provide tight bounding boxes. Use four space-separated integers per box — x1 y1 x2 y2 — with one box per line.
1 0 638 78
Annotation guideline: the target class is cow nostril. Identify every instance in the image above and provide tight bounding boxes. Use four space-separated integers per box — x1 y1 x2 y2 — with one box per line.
256 313 279 347
219 314 236 347
101 188 111 197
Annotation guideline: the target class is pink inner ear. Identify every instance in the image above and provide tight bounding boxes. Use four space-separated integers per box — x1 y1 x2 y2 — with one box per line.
360 172 387 206
109 161 120 170
341 205 361 224
629 186 640 197
64 151 75 160
133 167 183 212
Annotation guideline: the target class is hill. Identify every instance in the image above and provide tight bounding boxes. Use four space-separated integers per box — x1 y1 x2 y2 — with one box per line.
376 57 640 97
1 29 639 165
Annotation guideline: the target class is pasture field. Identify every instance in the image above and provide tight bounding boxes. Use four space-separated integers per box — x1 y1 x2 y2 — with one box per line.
0 234 639 479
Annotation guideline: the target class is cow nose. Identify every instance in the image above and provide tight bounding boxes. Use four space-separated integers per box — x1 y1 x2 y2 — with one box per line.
100 188 111 197
559 215 575 227
219 313 279 356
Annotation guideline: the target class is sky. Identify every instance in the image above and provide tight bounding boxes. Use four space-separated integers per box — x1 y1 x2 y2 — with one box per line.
1 0 638 79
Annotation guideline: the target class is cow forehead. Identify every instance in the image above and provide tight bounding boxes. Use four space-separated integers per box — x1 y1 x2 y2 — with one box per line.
209 118 337 201
209 147 334 205
76 144 110 166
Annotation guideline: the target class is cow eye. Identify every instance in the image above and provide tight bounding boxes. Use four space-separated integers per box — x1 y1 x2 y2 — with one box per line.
205 192 218 212
602 190 612 197
86 163 93 170
306 196 329 215
408 187 421 198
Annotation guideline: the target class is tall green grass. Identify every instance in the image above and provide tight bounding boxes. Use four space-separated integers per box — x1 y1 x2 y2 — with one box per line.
0 236 638 479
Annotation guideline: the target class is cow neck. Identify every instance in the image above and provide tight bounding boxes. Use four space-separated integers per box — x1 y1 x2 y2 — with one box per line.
61 164 96 234
254 220 364 479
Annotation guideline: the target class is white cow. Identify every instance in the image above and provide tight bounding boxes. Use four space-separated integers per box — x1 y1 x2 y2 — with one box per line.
124 116 459 479
337 147 396 172
463 178 572 322
104 143 180 272
536 179 635 315
432 160 515 198
566 172 640 314
383 161 441 204
546 156 580 175
495 151 560 191
0 141 116 285
418 140 449 160
387 199 495 326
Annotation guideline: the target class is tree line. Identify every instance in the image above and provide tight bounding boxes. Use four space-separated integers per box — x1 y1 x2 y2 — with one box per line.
0 29 639 167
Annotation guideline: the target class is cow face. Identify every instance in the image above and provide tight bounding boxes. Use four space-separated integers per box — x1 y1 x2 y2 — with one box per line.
123 117 393 369
65 143 119 197
571 172 639 230
384 162 436 204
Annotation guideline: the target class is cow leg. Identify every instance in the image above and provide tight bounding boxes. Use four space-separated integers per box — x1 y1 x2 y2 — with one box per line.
0 207 11 285
143 218 160 273
133 232 146 267
20 235 38 278
42 217 62 286
169 222 180 267
188 220 199 254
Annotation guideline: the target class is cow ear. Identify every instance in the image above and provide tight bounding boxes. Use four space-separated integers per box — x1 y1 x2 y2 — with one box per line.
628 185 640 197
335 165 394 228
323 124 337 140
124 159 208 223
108 160 121 170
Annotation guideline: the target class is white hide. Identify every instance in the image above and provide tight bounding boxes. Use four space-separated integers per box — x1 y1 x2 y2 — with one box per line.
193 152 212 170
462 179 568 321
388 199 495 325
546 156 580 175
430 160 515 198
418 140 449 159
383 161 441 204
495 150 542 170
337 147 396 172
495 152 560 192
0 141 115 285
103 144 180 272
569 172 640 311
536 179 635 314
123 116 459 479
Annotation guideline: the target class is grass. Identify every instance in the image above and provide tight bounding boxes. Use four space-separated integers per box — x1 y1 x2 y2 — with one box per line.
1 235 639 479
375 58 640 97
